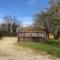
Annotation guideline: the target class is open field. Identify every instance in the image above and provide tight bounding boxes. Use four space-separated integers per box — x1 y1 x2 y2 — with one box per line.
0 37 60 60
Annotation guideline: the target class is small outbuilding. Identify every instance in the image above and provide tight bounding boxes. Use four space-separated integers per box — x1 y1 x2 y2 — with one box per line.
17 31 48 43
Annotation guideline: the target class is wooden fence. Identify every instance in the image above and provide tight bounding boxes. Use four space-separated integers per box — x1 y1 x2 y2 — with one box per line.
17 31 48 43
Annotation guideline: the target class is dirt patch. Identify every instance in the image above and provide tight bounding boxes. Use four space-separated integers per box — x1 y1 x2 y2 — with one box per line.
0 37 60 60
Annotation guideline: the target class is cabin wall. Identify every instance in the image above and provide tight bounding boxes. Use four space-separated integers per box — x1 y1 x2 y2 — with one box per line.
17 32 47 43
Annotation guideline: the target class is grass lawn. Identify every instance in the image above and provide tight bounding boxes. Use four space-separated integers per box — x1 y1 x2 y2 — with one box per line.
17 39 60 57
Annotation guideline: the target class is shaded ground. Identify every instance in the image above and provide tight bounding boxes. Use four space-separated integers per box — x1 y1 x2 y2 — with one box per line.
0 37 60 60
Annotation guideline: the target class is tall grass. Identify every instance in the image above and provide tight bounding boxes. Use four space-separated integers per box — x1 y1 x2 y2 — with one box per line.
17 39 60 57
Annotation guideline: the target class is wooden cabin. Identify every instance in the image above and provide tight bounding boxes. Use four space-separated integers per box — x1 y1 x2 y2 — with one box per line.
17 31 48 43
17 27 48 43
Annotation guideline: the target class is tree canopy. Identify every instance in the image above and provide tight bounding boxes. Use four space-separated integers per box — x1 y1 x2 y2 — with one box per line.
33 0 60 39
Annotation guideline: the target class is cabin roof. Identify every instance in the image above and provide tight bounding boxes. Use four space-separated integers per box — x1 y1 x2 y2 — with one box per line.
19 31 46 33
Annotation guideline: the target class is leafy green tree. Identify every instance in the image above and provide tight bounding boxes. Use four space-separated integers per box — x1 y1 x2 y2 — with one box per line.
33 0 60 39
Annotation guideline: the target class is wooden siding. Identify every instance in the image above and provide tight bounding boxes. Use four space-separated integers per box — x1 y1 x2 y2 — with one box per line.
17 31 48 43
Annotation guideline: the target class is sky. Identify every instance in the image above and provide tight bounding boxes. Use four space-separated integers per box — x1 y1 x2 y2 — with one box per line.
0 0 49 26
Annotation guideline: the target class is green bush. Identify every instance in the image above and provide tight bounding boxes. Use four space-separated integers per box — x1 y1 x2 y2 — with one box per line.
47 39 60 48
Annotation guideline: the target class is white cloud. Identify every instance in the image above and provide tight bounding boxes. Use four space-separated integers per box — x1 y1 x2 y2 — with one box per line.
22 22 32 27
27 0 37 6
20 16 33 27
0 19 3 24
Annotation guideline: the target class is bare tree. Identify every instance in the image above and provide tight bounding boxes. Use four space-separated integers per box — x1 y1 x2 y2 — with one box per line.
2 15 21 36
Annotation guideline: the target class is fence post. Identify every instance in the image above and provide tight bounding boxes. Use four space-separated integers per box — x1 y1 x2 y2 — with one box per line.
17 27 20 42
17 31 19 42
